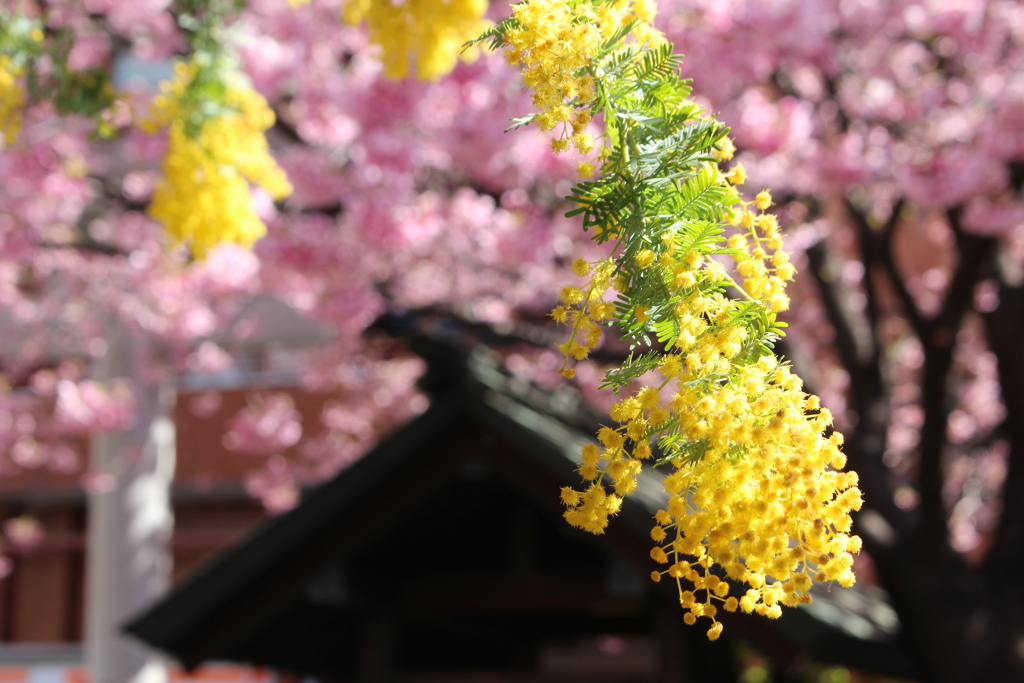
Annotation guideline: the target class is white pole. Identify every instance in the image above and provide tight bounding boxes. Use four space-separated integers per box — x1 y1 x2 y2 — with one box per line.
85 327 174 683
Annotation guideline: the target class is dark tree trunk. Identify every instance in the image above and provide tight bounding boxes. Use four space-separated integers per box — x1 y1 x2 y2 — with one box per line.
808 204 1024 682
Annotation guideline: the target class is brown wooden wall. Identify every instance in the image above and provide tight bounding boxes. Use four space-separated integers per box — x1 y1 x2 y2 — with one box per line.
0 384 343 644
0 498 265 644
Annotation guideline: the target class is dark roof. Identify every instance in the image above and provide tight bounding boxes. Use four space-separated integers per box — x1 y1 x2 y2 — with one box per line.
125 334 917 679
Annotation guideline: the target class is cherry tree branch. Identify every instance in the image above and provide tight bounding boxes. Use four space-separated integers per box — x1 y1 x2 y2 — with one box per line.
981 163 1024 574
983 280 1024 574
914 209 997 550
849 200 925 336
805 234 910 540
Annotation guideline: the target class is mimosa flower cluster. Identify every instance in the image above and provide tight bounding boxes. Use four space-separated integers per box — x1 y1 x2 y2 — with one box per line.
561 347 861 638
488 0 863 639
0 54 23 145
342 0 489 80
726 190 796 313
0 17 44 147
144 61 293 257
499 0 661 170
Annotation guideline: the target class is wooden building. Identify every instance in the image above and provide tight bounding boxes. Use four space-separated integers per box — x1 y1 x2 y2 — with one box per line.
127 333 916 682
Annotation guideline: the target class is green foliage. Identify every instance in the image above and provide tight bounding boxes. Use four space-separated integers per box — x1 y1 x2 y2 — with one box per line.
560 20 786 396
728 301 786 365
0 0 255 140
171 55 242 139
600 350 663 391
464 15 521 51
0 13 43 67
167 0 254 138
173 0 247 54
504 114 536 132
0 11 117 133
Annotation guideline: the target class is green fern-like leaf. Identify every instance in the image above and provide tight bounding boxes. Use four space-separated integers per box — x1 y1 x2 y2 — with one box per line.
600 349 664 391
